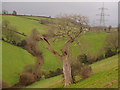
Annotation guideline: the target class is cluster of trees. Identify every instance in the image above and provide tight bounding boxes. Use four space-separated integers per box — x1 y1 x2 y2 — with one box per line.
2 10 17 15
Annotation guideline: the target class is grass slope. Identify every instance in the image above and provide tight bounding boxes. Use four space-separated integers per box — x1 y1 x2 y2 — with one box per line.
2 15 46 35
2 41 35 86
26 55 118 88
39 31 108 71
2 15 110 87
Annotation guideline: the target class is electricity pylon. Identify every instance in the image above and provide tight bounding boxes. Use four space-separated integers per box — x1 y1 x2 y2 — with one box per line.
96 2 109 26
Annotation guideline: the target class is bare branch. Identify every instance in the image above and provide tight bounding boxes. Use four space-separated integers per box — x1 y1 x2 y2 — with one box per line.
38 34 62 59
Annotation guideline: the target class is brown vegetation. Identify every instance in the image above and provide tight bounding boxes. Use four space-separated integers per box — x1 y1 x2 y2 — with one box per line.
2 80 9 88
25 29 44 80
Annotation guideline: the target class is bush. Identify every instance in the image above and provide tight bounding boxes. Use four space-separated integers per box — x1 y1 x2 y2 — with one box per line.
104 32 118 54
80 64 92 79
77 54 88 64
17 39 27 48
44 68 62 79
23 64 42 81
2 80 9 88
12 40 16 45
87 54 97 64
96 54 105 61
55 68 63 75
71 60 92 81
23 64 34 73
39 19 53 25
34 71 42 81
105 48 116 58
19 73 35 86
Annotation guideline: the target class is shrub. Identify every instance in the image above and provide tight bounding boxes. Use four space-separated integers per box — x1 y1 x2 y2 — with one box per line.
34 71 42 81
23 64 42 81
105 48 116 58
19 73 35 86
39 19 53 25
77 54 88 64
2 80 9 88
23 64 34 73
17 39 27 48
55 68 63 75
80 64 92 79
21 40 27 48
96 54 105 61
71 60 92 81
104 31 118 53
12 40 16 45
44 68 62 79
87 54 97 64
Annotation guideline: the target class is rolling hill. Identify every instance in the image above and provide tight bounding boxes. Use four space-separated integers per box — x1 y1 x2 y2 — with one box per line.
2 15 112 88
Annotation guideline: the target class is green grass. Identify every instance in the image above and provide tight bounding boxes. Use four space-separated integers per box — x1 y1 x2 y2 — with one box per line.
2 15 46 35
67 67 118 88
38 31 108 72
26 55 118 88
67 55 118 88
2 41 35 86
2 15 113 88
39 31 108 71
26 75 63 88
70 32 108 59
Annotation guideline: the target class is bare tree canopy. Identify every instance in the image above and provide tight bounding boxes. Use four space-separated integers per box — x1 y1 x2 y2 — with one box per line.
49 14 89 40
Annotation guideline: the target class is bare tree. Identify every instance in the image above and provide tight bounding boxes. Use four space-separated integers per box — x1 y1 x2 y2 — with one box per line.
108 25 112 31
2 10 8 15
38 14 89 86
12 10 17 16
25 29 44 80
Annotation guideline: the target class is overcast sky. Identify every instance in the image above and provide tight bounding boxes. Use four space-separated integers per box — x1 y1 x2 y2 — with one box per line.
2 2 118 27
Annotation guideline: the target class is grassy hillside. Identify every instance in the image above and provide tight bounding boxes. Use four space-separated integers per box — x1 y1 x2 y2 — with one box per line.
39 31 108 71
2 41 62 86
2 15 46 35
2 41 35 86
2 15 111 87
70 32 108 59
26 55 118 88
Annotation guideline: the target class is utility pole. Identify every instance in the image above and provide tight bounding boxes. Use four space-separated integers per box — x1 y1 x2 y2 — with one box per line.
96 2 109 27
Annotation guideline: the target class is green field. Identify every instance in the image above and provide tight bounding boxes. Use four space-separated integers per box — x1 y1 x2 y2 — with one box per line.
26 55 118 88
2 15 46 35
2 15 117 88
2 41 35 86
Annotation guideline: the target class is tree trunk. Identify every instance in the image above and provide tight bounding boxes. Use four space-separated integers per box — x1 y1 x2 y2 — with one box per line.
62 55 73 87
